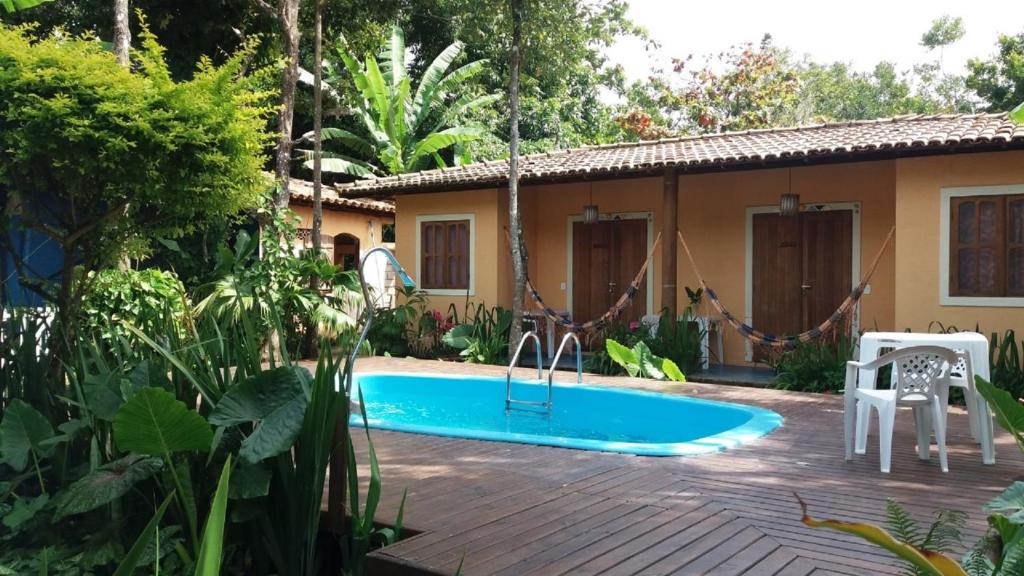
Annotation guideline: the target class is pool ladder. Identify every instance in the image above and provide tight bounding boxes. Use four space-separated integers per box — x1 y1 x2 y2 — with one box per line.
506 331 582 412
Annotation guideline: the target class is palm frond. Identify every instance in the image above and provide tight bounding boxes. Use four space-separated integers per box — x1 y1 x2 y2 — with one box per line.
363 56 391 129
411 126 484 160
1 0 53 13
387 77 411 149
433 93 502 133
382 23 406 87
411 40 466 129
300 127 376 158
296 149 378 178
434 59 489 99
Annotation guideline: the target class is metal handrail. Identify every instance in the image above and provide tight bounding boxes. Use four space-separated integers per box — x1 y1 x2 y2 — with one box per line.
506 331 543 410
345 247 415 396
548 332 582 406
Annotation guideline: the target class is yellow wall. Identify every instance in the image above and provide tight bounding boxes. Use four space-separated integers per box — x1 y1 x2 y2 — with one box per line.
676 162 897 364
894 150 1024 334
394 188 504 314
393 151 1024 366
521 178 665 315
291 204 394 249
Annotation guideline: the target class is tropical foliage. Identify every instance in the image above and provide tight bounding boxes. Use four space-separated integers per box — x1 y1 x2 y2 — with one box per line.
442 303 513 365
771 333 857 394
605 339 686 382
0 273 402 575
0 0 51 12
302 24 500 176
0 23 273 370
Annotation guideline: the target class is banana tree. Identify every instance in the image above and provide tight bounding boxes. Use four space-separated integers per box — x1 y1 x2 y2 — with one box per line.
1012 102 1023 123
300 24 499 176
0 0 52 12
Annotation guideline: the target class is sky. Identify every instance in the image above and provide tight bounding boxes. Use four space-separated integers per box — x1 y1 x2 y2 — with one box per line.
606 0 1024 83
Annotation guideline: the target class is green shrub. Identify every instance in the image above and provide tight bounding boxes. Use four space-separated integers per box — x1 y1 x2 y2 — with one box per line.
771 334 855 393
366 286 428 357
585 312 703 377
991 329 1024 400
442 303 512 365
583 319 644 375
648 310 704 376
80 268 189 345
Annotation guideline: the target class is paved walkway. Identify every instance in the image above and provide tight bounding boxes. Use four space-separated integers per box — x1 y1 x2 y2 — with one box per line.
341 357 1022 575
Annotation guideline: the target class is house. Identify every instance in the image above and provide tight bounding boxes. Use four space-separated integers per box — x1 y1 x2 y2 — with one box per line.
337 113 1024 365
287 178 397 306
287 178 396 270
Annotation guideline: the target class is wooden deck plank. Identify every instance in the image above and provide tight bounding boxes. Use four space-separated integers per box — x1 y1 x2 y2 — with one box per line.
705 533 781 576
333 357 1024 575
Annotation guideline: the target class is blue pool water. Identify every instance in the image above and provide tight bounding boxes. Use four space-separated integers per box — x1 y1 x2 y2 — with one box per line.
351 373 783 456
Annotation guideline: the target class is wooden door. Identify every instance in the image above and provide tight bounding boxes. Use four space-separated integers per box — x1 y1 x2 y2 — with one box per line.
752 210 853 356
801 211 852 332
572 219 648 326
752 213 803 342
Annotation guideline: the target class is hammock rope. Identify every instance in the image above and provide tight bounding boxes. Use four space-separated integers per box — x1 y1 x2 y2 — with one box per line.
677 225 896 349
508 229 662 333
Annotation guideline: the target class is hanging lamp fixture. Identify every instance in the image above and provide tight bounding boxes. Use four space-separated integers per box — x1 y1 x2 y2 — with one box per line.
583 182 599 224
780 167 799 216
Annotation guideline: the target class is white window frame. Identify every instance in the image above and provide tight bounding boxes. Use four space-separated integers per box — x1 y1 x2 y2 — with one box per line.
940 184 1024 307
415 213 476 296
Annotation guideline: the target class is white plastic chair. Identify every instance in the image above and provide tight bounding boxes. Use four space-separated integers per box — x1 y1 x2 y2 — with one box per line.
944 350 980 442
844 346 959 473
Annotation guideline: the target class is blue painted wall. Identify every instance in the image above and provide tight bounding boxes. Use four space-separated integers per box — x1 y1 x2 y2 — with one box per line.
2 216 63 307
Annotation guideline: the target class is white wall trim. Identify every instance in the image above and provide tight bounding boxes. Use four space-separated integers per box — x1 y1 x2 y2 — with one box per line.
566 212 655 319
743 202 861 361
939 184 1024 307
414 213 476 297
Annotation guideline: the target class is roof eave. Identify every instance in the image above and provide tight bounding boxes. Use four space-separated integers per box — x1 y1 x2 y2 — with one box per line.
339 139 1024 198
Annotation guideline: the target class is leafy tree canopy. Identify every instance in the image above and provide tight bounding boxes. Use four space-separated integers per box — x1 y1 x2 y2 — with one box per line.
0 22 275 290
399 0 646 153
967 31 1024 112
921 15 965 50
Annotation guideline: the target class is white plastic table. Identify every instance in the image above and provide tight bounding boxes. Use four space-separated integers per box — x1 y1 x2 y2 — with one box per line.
857 331 995 465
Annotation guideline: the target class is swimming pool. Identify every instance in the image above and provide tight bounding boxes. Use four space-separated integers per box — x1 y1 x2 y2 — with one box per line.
351 372 782 456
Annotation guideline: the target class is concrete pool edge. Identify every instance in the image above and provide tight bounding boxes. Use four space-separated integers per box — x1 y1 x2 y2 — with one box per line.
351 371 784 457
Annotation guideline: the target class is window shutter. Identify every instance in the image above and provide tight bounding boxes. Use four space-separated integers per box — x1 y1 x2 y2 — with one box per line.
1008 196 1024 296
951 196 1006 297
420 219 470 290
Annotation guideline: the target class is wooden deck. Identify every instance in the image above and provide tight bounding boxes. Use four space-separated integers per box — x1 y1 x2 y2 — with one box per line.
345 357 1023 575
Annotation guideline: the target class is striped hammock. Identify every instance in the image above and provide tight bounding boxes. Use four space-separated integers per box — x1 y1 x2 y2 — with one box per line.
677 226 895 349
520 232 662 333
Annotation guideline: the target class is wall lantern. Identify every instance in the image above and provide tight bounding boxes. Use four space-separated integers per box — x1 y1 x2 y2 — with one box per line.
779 168 799 216
583 182 599 224
780 193 800 216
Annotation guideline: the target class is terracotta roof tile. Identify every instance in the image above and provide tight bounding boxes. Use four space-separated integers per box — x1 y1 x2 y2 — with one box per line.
288 178 395 214
337 113 1024 197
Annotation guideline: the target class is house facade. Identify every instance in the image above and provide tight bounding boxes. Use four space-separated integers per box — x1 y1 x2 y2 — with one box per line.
287 178 396 271
339 114 1024 365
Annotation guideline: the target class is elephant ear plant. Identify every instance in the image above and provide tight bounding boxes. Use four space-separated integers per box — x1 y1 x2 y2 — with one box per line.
0 297 405 575
605 339 687 382
796 376 1024 575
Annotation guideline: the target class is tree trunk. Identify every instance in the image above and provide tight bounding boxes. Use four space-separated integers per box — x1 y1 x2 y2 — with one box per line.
311 0 323 256
271 0 301 211
507 0 525 358
113 0 130 67
304 0 323 359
